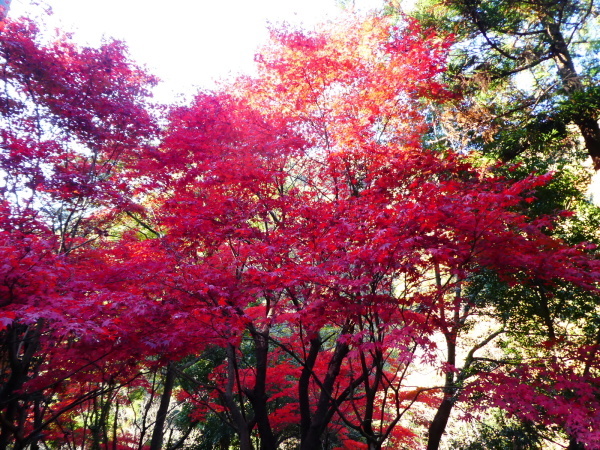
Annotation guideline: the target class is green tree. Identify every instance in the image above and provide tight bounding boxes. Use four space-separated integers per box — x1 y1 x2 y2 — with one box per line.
410 0 600 170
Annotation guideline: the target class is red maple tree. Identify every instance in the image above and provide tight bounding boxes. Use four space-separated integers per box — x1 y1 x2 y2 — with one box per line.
1 11 599 450
128 14 600 450
0 17 158 448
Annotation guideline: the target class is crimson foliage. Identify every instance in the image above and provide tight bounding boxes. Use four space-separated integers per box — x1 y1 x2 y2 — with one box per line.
1 12 599 450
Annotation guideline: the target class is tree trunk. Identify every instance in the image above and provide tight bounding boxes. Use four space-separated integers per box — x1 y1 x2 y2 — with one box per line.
568 437 586 450
224 345 252 450
300 340 350 450
149 363 176 450
246 328 277 450
544 21 600 170
359 346 384 450
426 397 454 450
0 322 43 449
427 329 457 450
299 336 321 442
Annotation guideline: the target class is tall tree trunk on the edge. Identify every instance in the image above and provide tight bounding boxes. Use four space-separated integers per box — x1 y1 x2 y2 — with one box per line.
0 321 43 449
544 20 600 170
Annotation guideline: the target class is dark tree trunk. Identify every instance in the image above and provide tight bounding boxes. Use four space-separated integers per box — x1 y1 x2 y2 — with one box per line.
299 336 321 442
568 437 586 450
358 346 384 450
544 21 600 169
0 322 43 449
426 397 455 450
246 328 277 450
300 340 350 450
149 363 176 450
224 345 252 450
427 330 457 450
574 116 600 170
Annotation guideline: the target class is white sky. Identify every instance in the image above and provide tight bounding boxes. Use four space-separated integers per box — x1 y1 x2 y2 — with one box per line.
10 0 386 102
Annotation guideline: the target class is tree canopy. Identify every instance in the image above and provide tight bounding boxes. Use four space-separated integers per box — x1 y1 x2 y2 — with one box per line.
0 6 599 450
